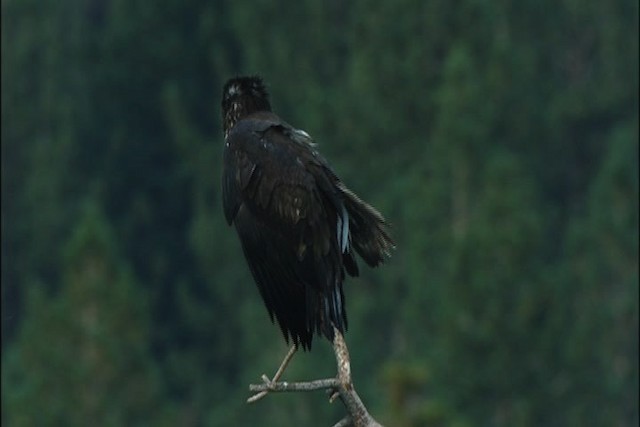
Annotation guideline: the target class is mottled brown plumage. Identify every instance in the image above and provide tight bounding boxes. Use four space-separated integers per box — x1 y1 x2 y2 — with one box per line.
221 76 394 350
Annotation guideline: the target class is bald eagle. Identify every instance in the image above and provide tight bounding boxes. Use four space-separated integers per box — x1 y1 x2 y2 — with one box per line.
221 76 394 351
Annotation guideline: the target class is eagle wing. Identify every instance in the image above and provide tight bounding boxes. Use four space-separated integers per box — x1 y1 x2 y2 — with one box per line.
222 112 354 349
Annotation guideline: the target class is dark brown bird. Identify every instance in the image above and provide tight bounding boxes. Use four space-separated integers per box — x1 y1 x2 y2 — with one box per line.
221 76 394 351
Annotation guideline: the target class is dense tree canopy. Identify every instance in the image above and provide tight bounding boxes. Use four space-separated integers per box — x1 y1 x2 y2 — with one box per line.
2 0 638 425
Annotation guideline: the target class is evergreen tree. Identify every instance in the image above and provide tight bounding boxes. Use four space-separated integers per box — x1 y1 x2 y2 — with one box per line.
2 204 176 426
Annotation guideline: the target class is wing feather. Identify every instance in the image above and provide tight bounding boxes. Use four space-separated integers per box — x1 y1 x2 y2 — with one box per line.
221 79 394 350
222 113 374 348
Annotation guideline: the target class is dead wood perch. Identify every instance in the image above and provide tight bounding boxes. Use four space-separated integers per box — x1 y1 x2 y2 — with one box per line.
248 327 384 427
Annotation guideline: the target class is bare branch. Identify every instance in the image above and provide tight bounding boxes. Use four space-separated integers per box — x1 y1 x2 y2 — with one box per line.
332 416 353 427
249 378 339 393
248 328 384 427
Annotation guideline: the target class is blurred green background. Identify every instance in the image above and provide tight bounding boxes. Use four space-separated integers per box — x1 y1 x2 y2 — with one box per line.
1 0 638 426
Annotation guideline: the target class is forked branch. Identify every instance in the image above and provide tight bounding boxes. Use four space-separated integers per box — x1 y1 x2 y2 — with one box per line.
248 328 383 427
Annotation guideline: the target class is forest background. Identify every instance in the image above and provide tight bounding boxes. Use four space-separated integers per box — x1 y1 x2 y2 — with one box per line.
2 0 638 425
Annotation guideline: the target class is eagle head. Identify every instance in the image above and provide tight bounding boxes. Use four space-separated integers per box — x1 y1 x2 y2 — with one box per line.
222 75 271 136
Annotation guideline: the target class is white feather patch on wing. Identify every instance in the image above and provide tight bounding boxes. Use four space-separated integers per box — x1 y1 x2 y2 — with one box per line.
336 205 350 253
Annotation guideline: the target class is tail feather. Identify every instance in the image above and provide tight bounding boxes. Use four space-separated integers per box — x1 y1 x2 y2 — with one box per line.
339 183 395 267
